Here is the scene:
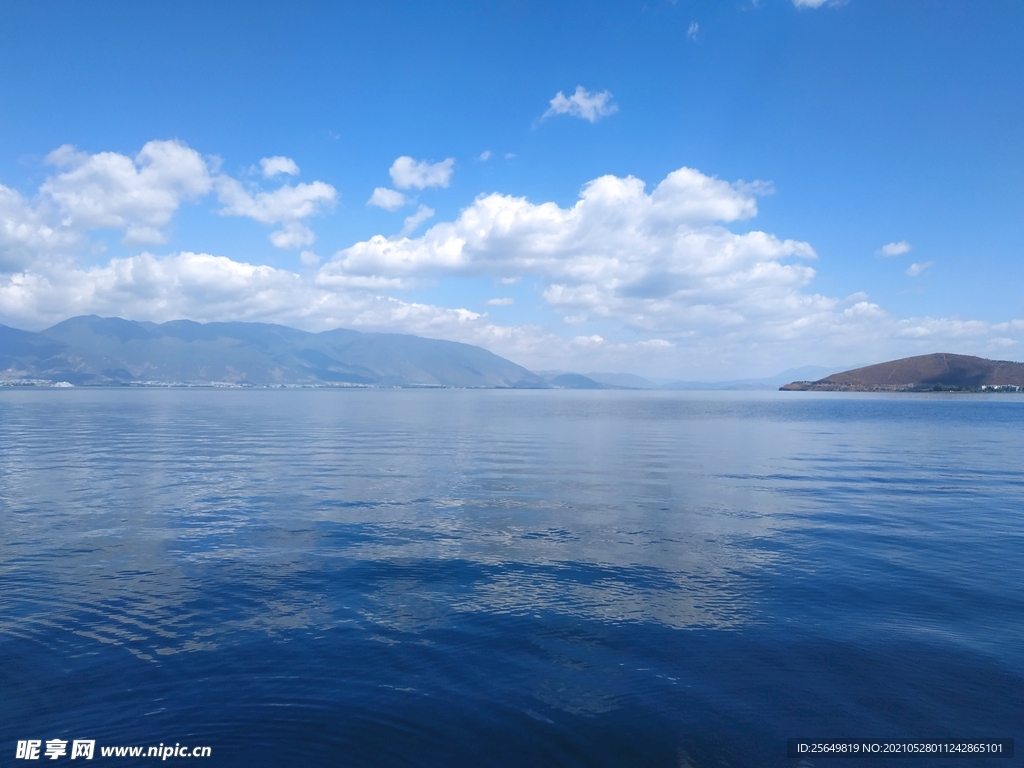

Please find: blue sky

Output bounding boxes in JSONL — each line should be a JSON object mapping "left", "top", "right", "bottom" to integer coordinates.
{"left": 0, "top": 0, "right": 1022, "bottom": 378}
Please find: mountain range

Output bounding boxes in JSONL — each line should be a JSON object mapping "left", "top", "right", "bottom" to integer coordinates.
{"left": 0, "top": 315, "right": 547, "bottom": 388}
{"left": 9, "top": 317, "right": 1007, "bottom": 392}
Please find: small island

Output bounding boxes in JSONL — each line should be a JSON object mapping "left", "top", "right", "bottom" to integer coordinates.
{"left": 781, "top": 353, "right": 1024, "bottom": 392}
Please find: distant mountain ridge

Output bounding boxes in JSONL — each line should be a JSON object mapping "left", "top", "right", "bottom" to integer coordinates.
{"left": 0, "top": 315, "right": 547, "bottom": 388}
{"left": 541, "top": 366, "right": 851, "bottom": 391}
{"left": 660, "top": 365, "right": 849, "bottom": 391}
{"left": 781, "top": 353, "right": 1024, "bottom": 391}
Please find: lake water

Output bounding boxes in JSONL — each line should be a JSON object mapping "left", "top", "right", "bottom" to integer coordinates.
{"left": 1, "top": 390, "right": 1021, "bottom": 766}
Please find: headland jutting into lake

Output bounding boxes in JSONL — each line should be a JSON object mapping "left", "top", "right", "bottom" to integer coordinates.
{"left": 781, "top": 353, "right": 1024, "bottom": 392}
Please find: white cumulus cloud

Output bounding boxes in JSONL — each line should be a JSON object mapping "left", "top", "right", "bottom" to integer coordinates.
{"left": 879, "top": 240, "right": 912, "bottom": 257}
{"left": 269, "top": 222, "right": 316, "bottom": 250}
{"left": 687, "top": 22, "right": 699, "bottom": 40}
{"left": 324, "top": 164, "right": 835, "bottom": 363}
{"left": 389, "top": 156, "right": 455, "bottom": 190}
{"left": 41, "top": 140, "right": 213, "bottom": 245}
{"left": 260, "top": 156, "right": 300, "bottom": 178}
{"left": 398, "top": 205, "right": 435, "bottom": 238}
{"left": 906, "top": 261, "right": 933, "bottom": 277}
{"left": 485, "top": 297, "right": 514, "bottom": 306}
{"left": 367, "top": 187, "right": 408, "bottom": 211}
{"left": 0, "top": 185, "right": 79, "bottom": 270}
{"left": 0, "top": 140, "right": 338, "bottom": 258}
{"left": 315, "top": 163, "right": 1024, "bottom": 375}
{"left": 542, "top": 86, "right": 618, "bottom": 123}
{"left": 334, "top": 166, "right": 770, "bottom": 283}
{"left": 215, "top": 177, "right": 336, "bottom": 249}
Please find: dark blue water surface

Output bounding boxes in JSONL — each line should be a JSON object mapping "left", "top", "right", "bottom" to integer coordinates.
{"left": 1, "top": 390, "right": 1021, "bottom": 767}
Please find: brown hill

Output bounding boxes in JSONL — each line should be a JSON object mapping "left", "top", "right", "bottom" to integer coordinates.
{"left": 780, "top": 353, "right": 1024, "bottom": 392}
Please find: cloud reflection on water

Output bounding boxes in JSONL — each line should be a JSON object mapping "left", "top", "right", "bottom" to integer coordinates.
{"left": 0, "top": 390, "right": 808, "bottom": 660}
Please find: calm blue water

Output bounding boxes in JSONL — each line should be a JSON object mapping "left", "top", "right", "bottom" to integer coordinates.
{"left": 1, "top": 390, "right": 1021, "bottom": 767}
